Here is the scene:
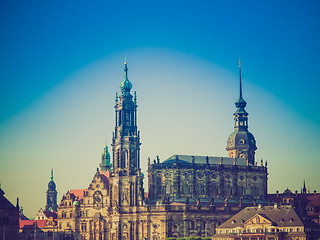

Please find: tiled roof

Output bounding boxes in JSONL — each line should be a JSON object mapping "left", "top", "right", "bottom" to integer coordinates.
{"left": 162, "top": 155, "right": 251, "bottom": 166}
{"left": 20, "top": 219, "right": 48, "bottom": 228}
{"left": 217, "top": 205, "right": 304, "bottom": 229}
{"left": 69, "top": 189, "right": 87, "bottom": 200}
{"left": 308, "top": 194, "right": 320, "bottom": 207}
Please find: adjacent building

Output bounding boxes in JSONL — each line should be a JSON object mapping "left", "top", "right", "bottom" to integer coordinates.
{"left": 268, "top": 183, "right": 320, "bottom": 226}
{"left": 0, "top": 186, "right": 19, "bottom": 240}
{"left": 213, "top": 205, "right": 320, "bottom": 240}
{"left": 19, "top": 169, "right": 59, "bottom": 240}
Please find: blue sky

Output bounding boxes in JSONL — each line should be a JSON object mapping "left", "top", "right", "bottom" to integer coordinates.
{"left": 0, "top": 1, "right": 319, "bottom": 217}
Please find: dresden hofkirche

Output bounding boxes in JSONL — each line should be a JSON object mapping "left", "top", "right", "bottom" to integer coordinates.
{"left": 57, "top": 61, "right": 268, "bottom": 240}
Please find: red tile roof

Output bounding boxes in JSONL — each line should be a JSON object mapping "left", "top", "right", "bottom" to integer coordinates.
{"left": 308, "top": 194, "right": 320, "bottom": 207}
{"left": 20, "top": 219, "right": 48, "bottom": 228}
{"left": 69, "top": 189, "right": 87, "bottom": 201}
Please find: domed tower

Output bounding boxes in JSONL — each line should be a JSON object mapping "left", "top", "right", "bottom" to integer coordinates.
{"left": 100, "top": 145, "right": 112, "bottom": 173}
{"left": 226, "top": 61, "right": 257, "bottom": 165}
{"left": 45, "top": 168, "right": 58, "bottom": 211}
{"left": 109, "top": 61, "right": 144, "bottom": 208}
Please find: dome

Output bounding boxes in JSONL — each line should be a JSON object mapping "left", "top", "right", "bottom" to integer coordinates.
{"left": 226, "top": 130, "right": 257, "bottom": 151}
{"left": 120, "top": 78, "right": 132, "bottom": 92}
{"left": 73, "top": 200, "right": 79, "bottom": 206}
{"left": 120, "top": 62, "right": 132, "bottom": 93}
{"left": 48, "top": 180, "right": 56, "bottom": 190}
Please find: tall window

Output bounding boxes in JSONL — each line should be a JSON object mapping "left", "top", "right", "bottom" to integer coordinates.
{"left": 165, "top": 182, "right": 172, "bottom": 194}
{"left": 81, "top": 222, "right": 87, "bottom": 232}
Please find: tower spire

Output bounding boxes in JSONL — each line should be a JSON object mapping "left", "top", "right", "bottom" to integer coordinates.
{"left": 234, "top": 60, "right": 247, "bottom": 121}
{"left": 120, "top": 60, "right": 132, "bottom": 95}
{"left": 239, "top": 59, "right": 243, "bottom": 100}
{"left": 51, "top": 168, "right": 54, "bottom": 181}
{"left": 226, "top": 61, "right": 257, "bottom": 165}
{"left": 303, "top": 180, "right": 307, "bottom": 194}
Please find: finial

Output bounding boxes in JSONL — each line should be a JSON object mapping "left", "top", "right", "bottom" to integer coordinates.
{"left": 115, "top": 92, "right": 118, "bottom": 102}
{"left": 124, "top": 57, "right": 127, "bottom": 65}
{"left": 51, "top": 168, "right": 54, "bottom": 181}
{"left": 120, "top": 60, "right": 132, "bottom": 94}
{"left": 239, "top": 59, "right": 243, "bottom": 100}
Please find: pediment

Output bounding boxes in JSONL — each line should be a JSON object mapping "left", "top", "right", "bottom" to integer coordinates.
{"left": 245, "top": 214, "right": 273, "bottom": 226}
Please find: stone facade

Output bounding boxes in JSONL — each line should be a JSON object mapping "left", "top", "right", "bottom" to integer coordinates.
{"left": 148, "top": 155, "right": 267, "bottom": 204}
{"left": 57, "top": 62, "right": 268, "bottom": 240}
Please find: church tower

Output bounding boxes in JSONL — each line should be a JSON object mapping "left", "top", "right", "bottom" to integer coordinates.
{"left": 100, "top": 145, "right": 112, "bottom": 173}
{"left": 109, "top": 61, "right": 144, "bottom": 208}
{"left": 45, "top": 168, "right": 58, "bottom": 212}
{"left": 226, "top": 61, "right": 257, "bottom": 165}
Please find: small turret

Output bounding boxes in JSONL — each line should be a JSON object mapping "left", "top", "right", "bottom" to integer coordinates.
{"left": 100, "top": 145, "right": 112, "bottom": 173}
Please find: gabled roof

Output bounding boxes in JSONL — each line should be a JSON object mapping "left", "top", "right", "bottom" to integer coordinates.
{"left": 244, "top": 213, "right": 273, "bottom": 225}
{"left": 0, "top": 187, "right": 17, "bottom": 210}
{"left": 217, "top": 205, "right": 304, "bottom": 229}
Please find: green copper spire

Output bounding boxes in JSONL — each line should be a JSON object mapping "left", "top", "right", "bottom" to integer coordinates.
{"left": 100, "top": 145, "right": 112, "bottom": 173}
{"left": 120, "top": 60, "right": 132, "bottom": 95}
{"left": 234, "top": 60, "right": 248, "bottom": 116}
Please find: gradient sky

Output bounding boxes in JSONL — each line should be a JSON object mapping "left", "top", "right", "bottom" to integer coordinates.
{"left": 0, "top": 1, "right": 319, "bottom": 218}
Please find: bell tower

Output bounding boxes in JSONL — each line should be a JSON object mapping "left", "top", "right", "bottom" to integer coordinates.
{"left": 112, "top": 61, "right": 140, "bottom": 175}
{"left": 45, "top": 168, "right": 58, "bottom": 212}
{"left": 109, "top": 61, "right": 144, "bottom": 208}
{"left": 226, "top": 61, "right": 257, "bottom": 165}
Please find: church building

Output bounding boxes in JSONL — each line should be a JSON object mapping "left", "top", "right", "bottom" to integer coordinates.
{"left": 57, "top": 61, "right": 268, "bottom": 240}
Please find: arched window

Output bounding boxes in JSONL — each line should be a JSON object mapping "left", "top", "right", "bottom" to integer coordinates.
{"left": 197, "top": 184, "right": 204, "bottom": 195}
{"left": 239, "top": 186, "right": 245, "bottom": 196}
{"left": 124, "top": 150, "right": 128, "bottom": 168}
{"left": 183, "top": 184, "right": 190, "bottom": 194}
{"left": 252, "top": 186, "right": 259, "bottom": 196}
{"left": 116, "top": 150, "right": 120, "bottom": 168}
{"left": 165, "top": 182, "right": 172, "bottom": 194}
{"left": 130, "top": 183, "right": 134, "bottom": 206}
